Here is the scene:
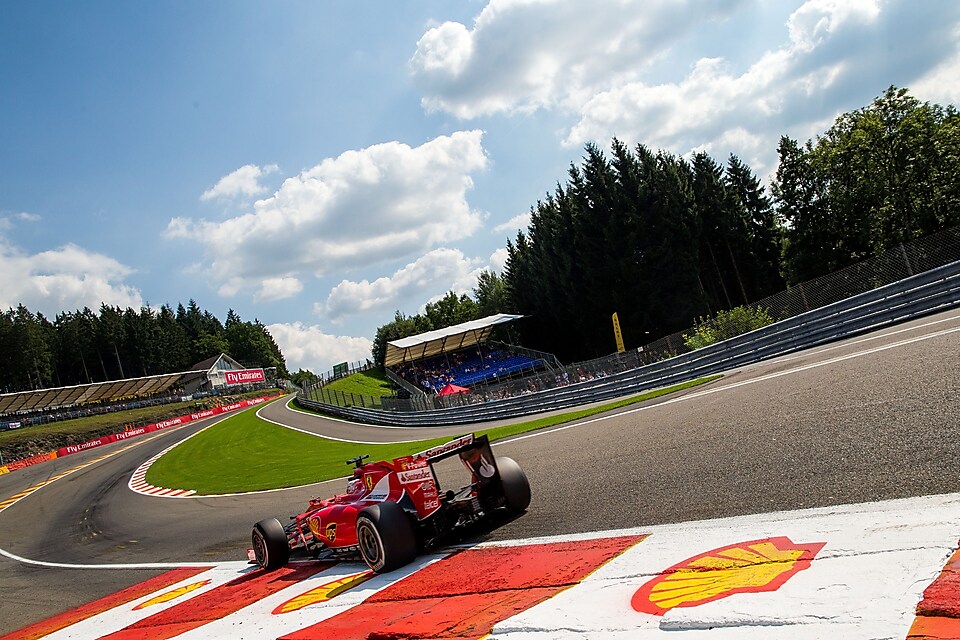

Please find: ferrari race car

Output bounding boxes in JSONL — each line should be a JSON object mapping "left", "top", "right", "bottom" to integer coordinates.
{"left": 250, "top": 433, "right": 530, "bottom": 573}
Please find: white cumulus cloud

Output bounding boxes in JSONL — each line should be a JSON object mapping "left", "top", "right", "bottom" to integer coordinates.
{"left": 492, "top": 211, "right": 531, "bottom": 236}
{"left": 322, "top": 248, "right": 484, "bottom": 322}
{"left": 266, "top": 321, "right": 373, "bottom": 376}
{"left": 255, "top": 277, "right": 303, "bottom": 302}
{"left": 167, "top": 131, "right": 489, "bottom": 300}
{"left": 413, "top": 0, "right": 960, "bottom": 178}
{"left": 0, "top": 239, "right": 143, "bottom": 316}
{"left": 410, "top": 0, "right": 748, "bottom": 118}
{"left": 200, "top": 163, "right": 280, "bottom": 202}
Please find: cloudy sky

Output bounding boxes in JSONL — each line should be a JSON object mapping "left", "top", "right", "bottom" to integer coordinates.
{"left": 2, "top": 0, "right": 958, "bottom": 376}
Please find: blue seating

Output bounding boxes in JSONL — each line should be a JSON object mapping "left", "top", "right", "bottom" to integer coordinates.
{"left": 397, "top": 350, "right": 542, "bottom": 392}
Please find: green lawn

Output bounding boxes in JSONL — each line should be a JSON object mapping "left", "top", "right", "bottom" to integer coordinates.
{"left": 146, "top": 375, "right": 720, "bottom": 494}
{"left": 322, "top": 368, "right": 394, "bottom": 397}
{"left": 304, "top": 368, "right": 394, "bottom": 407}
{"left": 0, "top": 390, "right": 280, "bottom": 462}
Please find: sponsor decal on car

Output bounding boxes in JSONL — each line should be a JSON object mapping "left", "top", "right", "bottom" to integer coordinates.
{"left": 308, "top": 516, "right": 322, "bottom": 539}
{"left": 413, "top": 433, "right": 474, "bottom": 460}
{"left": 325, "top": 522, "right": 337, "bottom": 543}
{"left": 397, "top": 467, "right": 433, "bottom": 484}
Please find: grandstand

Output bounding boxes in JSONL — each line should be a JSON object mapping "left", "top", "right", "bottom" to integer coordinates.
{"left": 384, "top": 314, "right": 561, "bottom": 396}
{"left": 0, "top": 353, "right": 276, "bottom": 430}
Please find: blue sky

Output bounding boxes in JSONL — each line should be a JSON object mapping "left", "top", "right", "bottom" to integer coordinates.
{"left": 2, "top": 0, "right": 958, "bottom": 376}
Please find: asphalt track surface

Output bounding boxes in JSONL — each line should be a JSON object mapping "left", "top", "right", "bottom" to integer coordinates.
{"left": 0, "top": 309, "right": 958, "bottom": 636}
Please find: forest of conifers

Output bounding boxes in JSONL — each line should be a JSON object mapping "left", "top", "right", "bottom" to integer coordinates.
{"left": 372, "top": 87, "right": 960, "bottom": 364}
{"left": 0, "top": 301, "right": 287, "bottom": 393}
{"left": 4, "top": 87, "right": 958, "bottom": 391}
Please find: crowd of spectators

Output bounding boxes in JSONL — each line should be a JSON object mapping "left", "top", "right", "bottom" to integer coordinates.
{"left": 395, "top": 348, "right": 541, "bottom": 394}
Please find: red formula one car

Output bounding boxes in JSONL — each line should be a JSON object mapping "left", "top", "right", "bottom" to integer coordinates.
{"left": 250, "top": 433, "right": 530, "bottom": 573}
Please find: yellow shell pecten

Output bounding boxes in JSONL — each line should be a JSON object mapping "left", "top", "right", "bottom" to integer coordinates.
{"left": 632, "top": 536, "right": 825, "bottom": 616}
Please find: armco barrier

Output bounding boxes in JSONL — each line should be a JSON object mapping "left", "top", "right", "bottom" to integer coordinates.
{"left": 297, "top": 259, "right": 960, "bottom": 427}
{"left": 1, "top": 395, "right": 280, "bottom": 475}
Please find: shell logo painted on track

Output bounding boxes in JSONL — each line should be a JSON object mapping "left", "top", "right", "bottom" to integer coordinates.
{"left": 272, "top": 570, "right": 375, "bottom": 614}
{"left": 632, "top": 536, "right": 825, "bottom": 616}
{"left": 133, "top": 580, "right": 211, "bottom": 610}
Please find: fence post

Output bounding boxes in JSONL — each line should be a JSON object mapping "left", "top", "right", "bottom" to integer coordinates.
{"left": 798, "top": 281, "right": 810, "bottom": 312}
{"left": 900, "top": 244, "right": 915, "bottom": 276}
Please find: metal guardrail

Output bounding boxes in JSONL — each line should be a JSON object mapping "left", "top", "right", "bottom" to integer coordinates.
{"left": 297, "top": 259, "right": 960, "bottom": 426}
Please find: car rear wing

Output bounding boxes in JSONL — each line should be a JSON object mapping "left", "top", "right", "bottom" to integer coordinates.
{"left": 411, "top": 433, "right": 482, "bottom": 463}
{"left": 409, "top": 433, "right": 500, "bottom": 490}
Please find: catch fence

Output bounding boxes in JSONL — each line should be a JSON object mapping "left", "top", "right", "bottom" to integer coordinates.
{"left": 301, "top": 225, "right": 960, "bottom": 414}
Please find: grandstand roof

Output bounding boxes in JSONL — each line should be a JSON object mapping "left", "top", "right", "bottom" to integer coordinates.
{"left": 384, "top": 313, "right": 523, "bottom": 368}
{"left": 0, "top": 370, "right": 207, "bottom": 417}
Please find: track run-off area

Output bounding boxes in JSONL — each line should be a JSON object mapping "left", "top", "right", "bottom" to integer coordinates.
{"left": 0, "top": 309, "right": 958, "bottom": 638}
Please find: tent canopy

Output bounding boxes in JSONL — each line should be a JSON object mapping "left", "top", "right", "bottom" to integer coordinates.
{"left": 438, "top": 383, "right": 469, "bottom": 395}
{"left": 384, "top": 313, "right": 523, "bottom": 368}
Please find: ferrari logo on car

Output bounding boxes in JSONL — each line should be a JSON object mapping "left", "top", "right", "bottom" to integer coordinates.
{"left": 365, "top": 475, "right": 374, "bottom": 492}
{"left": 632, "top": 536, "right": 825, "bottom": 616}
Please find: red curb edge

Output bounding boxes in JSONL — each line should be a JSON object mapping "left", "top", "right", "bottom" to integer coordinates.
{"left": 907, "top": 543, "right": 960, "bottom": 639}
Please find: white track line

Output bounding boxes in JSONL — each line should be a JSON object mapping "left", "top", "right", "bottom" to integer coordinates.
{"left": 504, "top": 323, "right": 960, "bottom": 444}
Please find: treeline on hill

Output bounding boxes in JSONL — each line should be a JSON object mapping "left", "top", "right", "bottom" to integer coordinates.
{"left": 0, "top": 300, "right": 287, "bottom": 394}
{"left": 373, "top": 87, "right": 960, "bottom": 364}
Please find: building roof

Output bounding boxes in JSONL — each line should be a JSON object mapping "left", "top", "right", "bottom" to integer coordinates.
{"left": 0, "top": 371, "right": 206, "bottom": 416}
{"left": 0, "top": 353, "right": 259, "bottom": 417}
{"left": 384, "top": 313, "right": 523, "bottom": 368}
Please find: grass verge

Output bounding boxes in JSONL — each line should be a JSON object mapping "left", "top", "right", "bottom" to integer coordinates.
{"left": 146, "top": 375, "right": 721, "bottom": 494}
{"left": 0, "top": 390, "right": 281, "bottom": 463}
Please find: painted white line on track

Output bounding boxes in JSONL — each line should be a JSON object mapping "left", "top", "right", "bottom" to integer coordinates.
{"left": 503, "top": 323, "right": 960, "bottom": 445}
{"left": 738, "top": 310, "right": 960, "bottom": 370}
{"left": 256, "top": 398, "right": 425, "bottom": 445}
{"left": 279, "top": 394, "right": 414, "bottom": 430}
{"left": 262, "top": 315, "right": 960, "bottom": 448}
{"left": 16, "top": 492, "right": 960, "bottom": 639}
{"left": 0, "top": 545, "right": 221, "bottom": 570}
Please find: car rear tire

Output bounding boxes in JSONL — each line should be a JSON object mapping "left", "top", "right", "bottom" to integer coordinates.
{"left": 356, "top": 502, "right": 416, "bottom": 573}
{"left": 252, "top": 517, "right": 289, "bottom": 570}
{"left": 497, "top": 456, "right": 531, "bottom": 513}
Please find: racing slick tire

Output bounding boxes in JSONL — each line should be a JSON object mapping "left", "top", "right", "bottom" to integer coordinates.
{"left": 252, "top": 517, "right": 290, "bottom": 570}
{"left": 497, "top": 456, "right": 531, "bottom": 513}
{"left": 356, "top": 502, "right": 417, "bottom": 573}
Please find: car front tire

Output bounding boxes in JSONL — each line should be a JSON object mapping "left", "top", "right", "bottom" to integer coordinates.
{"left": 252, "top": 517, "right": 290, "bottom": 570}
